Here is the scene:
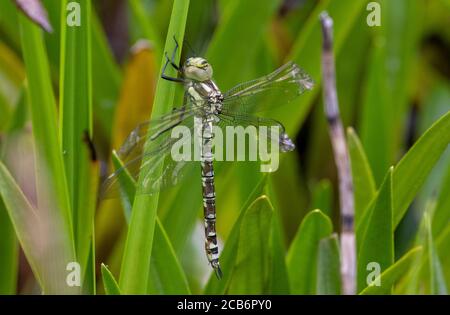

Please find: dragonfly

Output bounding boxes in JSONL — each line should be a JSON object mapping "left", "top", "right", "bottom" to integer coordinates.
{"left": 101, "top": 38, "right": 314, "bottom": 279}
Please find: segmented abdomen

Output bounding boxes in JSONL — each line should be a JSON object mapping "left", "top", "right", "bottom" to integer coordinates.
{"left": 200, "top": 118, "right": 222, "bottom": 279}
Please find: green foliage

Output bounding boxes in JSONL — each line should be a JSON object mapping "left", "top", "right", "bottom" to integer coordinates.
{"left": 19, "top": 10, "right": 73, "bottom": 241}
{"left": 101, "top": 263, "right": 121, "bottom": 295}
{"left": 118, "top": 0, "right": 190, "bottom": 294}
{"left": 360, "top": 247, "right": 422, "bottom": 295}
{"left": 0, "top": 197, "right": 18, "bottom": 294}
{"left": 316, "top": 234, "right": 341, "bottom": 295}
{"left": 392, "top": 111, "right": 450, "bottom": 228}
{"left": 0, "top": 161, "right": 77, "bottom": 293}
{"left": 347, "top": 127, "right": 376, "bottom": 228}
{"left": 287, "top": 210, "right": 333, "bottom": 294}
{"left": 59, "top": 0, "right": 95, "bottom": 291}
{"left": 110, "top": 118, "right": 190, "bottom": 294}
{"left": 0, "top": 0, "right": 448, "bottom": 295}
{"left": 357, "top": 168, "right": 394, "bottom": 292}
{"left": 227, "top": 196, "right": 273, "bottom": 294}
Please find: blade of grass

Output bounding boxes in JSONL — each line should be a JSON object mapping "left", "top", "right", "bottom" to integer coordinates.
{"left": 357, "top": 111, "right": 450, "bottom": 234}
{"left": 95, "top": 42, "right": 158, "bottom": 269}
{"left": 59, "top": 0, "right": 95, "bottom": 291}
{"left": 435, "top": 225, "right": 450, "bottom": 290}
{"left": 101, "top": 263, "right": 121, "bottom": 295}
{"left": 411, "top": 84, "right": 450, "bottom": 218}
{"left": 424, "top": 211, "right": 448, "bottom": 294}
{"left": 392, "top": 111, "right": 450, "bottom": 228}
{"left": 0, "top": 162, "right": 43, "bottom": 290}
{"left": 266, "top": 199, "right": 290, "bottom": 294}
{"left": 111, "top": 151, "right": 135, "bottom": 222}
{"left": 316, "top": 234, "right": 341, "bottom": 295}
{"left": 0, "top": 197, "right": 18, "bottom": 294}
{"left": 357, "top": 168, "right": 394, "bottom": 293}
{"left": 148, "top": 219, "right": 191, "bottom": 294}
{"left": 227, "top": 196, "right": 273, "bottom": 294}
{"left": 119, "top": 0, "right": 190, "bottom": 294}
{"left": 360, "top": 246, "right": 422, "bottom": 295}
{"left": 287, "top": 209, "right": 333, "bottom": 294}
{"left": 347, "top": 127, "right": 376, "bottom": 228}
{"left": 433, "top": 164, "right": 450, "bottom": 238}
{"left": 359, "top": 43, "right": 390, "bottom": 185}
{"left": 0, "top": 161, "right": 76, "bottom": 293}
{"left": 395, "top": 223, "right": 450, "bottom": 294}
{"left": 310, "top": 179, "right": 333, "bottom": 220}
{"left": 412, "top": 83, "right": 450, "bottom": 239}
{"left": 111, "top": 148, "right": 190, "bottom": 294}
{"left": 19, "top": 9, "right": 75, "bottom": 256}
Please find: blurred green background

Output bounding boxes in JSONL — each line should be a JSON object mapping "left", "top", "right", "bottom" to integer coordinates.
{"left": 0, "top": 0, "right": 449, "bottom": 295}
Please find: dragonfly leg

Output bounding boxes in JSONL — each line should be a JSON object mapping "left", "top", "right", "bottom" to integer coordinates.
{"left": 165, "top": 51, "right": 180, "bottom": 71}
{"left": 161, "top": 36, "right": 185, "bottom": 82}
{"left": 161, "top": 57, "right": 185, "bottom": 83}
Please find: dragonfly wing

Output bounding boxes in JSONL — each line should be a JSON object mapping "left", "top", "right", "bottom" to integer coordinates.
{"left": 116, "top": 104, "right": 197, "bottom": 164}
{"left": 100, "top": 108, "right": 200, "bottom": 199}
{"left": 222, "top": 61, "right": 314, "bottom": 113}
{"left": 217, "top": 109, "right": 296, "bottom": 155}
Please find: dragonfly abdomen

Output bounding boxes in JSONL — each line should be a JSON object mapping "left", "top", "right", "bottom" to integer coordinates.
{"left": 199, "top": 117, "right": 222, "bottom": 279}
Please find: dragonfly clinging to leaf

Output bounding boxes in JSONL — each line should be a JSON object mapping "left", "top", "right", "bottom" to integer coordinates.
{"left": 101, "top": 38, "right": 314, "bottom": 279}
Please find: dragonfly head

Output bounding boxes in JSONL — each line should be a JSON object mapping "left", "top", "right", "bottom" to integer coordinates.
{"left": 279, "top": 133, "right": 295, "bottom": 152}
{"left": 183, "top": 57, "right": 213, "bottom": 82}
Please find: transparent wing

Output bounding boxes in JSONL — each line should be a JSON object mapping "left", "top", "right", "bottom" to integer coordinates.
{"left": 100, "top": 106, "right": 202, "bottom": 199}
{"left": 216, "top": 108, "right": 296, "bottom": 159}
{"left": 222, "top": 61, "right": 314, "bottom": 113}
{"left": 116, "top": 105, "right": 196, "bottom": 164}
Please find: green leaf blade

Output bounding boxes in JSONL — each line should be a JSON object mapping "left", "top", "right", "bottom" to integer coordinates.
{"left": 357, "top": 168, "right": 394, "bottom": 293}
{"left": 111, "top": 147, "right": 190, "bottom": 295}
{"left": 101, "top": 263, "right": 121, "bottom": 295}
{"left": 316, "top": 234, "right": 341, "bottom": 295}
{"left": 347, "top": 127, "right": 376, "bottom": 227}
{"left": 287, "top": 209, "right": 333, "bottom": 294}
{"left": 360, "top": 247, "right": 422, "bottom": 295}
{"left": 59, "top": 0, "right": 95, "bottom": 292}
{"left": 393, "top": 111, "right": 450, "bottom": 227}
{"left": 0, "top": 162, "right": 77, "bottom": 294}
{"left": 0, "top": 197, "right": 18, "bottom": 294}
{"left": 19, "top": 7, "right": 73, "bottom": 242}
{"left": 227, "top": 196, "right": 273, "bottom": 294}
{"left": 119, "top": 0, "right": 190, "bottom": 294}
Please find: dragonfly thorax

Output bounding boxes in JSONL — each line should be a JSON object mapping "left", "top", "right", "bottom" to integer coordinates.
{"left": 186, "top": 79, "right": 223, "bottom": 115}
